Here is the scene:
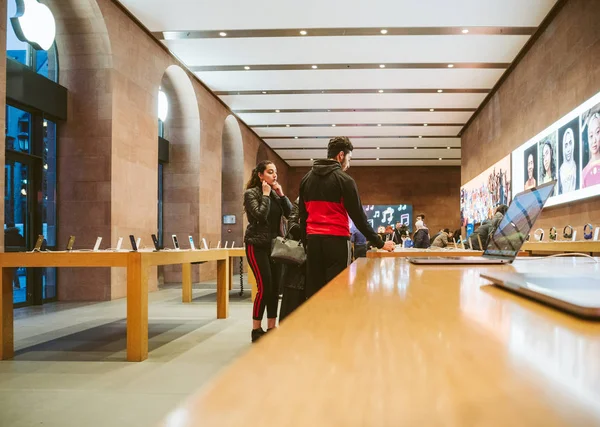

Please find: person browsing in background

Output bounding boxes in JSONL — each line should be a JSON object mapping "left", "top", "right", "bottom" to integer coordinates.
{"left": 541, "top": 140, "right": 556, "bottom": 184}
{"left": 525, "top": 153, "right": 537, "bottom": 190}
{"left": 559, "top": 128, "right": 577, "bottom": 194}
{"left": 299, "top": 136, "right": 394, "bottom": 300}
{"left": 243, "top": 161, "right": 293, "bottom": 342}
{"left": 412, "top": 220, "right": 430, "bottom": 249}
{"left": 583, "top": 113, "right": 600, "bottom": 188}
{"left": 376, "top": 225, "right": 386, "bottom": 242}
{"left": 350, "top": 224, "right": 368, "bottom": 258}
{"left": 384, "top": 225, "right": 394, "bottom": 242}
{"left": 468, "top": 204, "right": 508, "bottom": 250}
{"left": 431, "top": 228, "right": 452, "bottom": 248}
{"left": 415, "top": 213, "right": 427, "bottom": 228}
{"left": 392, "top": 222, "right": 403, "bottom": 244}
{"left": 402, "top": 232, "right": 413, "bottom": 248}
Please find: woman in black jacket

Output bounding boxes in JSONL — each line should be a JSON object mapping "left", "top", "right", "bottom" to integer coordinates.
{"left": 244, "top": 160, "right": 292, "bottom": 342}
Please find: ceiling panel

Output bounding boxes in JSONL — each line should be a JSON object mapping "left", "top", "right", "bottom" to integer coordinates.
{"left": 164, "top": 35, "right": 530, "bottom": 66}
{"left": 238, "top": 111, "right": 473, "bottom": 126}
{"left": 265, "top": 137, "right": 461, "bottom": 149}
{"left": 222, "top": 93, "right": 488, "bottom": 110}
{"left": 118, "top": 0, "right": 559, "bottom": 167}
{"left": 287, "top": 160, "right": 462, "bottom": 167}
{"left": 194, "top": 69, "right": 506, "bottom": 91}
{"left": 277, "top": 148, "right": 460, "bottom": 160}
{"left": 119, "top": 0, "right": 557, "bottom": 31}
{"left": 255, "top": 126, "right": 463, "bottom": 138}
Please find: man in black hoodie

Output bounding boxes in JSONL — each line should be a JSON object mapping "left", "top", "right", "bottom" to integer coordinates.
{"left": 299, "top": 137, "right": 395, "bottom": 299}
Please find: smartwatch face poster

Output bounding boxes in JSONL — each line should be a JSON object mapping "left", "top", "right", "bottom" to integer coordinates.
{"left": 512, "top": 91, "right": 600, "bottom": 207}
{"left": 460, "top": 155, "right": 511, "bottom": 227}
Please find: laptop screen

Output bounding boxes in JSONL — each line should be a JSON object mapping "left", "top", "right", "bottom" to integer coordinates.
{"left": 484, "top": 180, "right": 556, "bottom": 259}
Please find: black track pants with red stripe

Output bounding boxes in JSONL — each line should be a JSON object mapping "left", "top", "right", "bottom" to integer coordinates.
{"left": 245, "top": 244, "right": 281, "bottom": 321}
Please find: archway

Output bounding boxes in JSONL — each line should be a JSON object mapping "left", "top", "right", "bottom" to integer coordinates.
{"left": 160, "top": 65, "right": 201, "bottom": 284}
{"left": 221, "top": 116, "right": 244, "bottom": 246}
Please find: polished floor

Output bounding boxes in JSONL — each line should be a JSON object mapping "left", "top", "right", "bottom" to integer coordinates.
{"left": 0, "top": 275, "right": 253, "bottom": 427}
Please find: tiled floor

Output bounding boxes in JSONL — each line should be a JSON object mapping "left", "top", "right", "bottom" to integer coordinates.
{"left": 0, "top": 276, "right": 254, "bottom": 427}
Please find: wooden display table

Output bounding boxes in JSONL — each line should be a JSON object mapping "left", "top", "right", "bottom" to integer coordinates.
{"left": 523, "top": 240, "right": 600, "bottom": 254}
{"left": 367, "top": 249, "right": 484, "bottom": 258}
{"left": 0, "top": 249, "right": 231, "bottom": 362}
{"left": 161, "top": 257, "right": 600, "bottom": 426}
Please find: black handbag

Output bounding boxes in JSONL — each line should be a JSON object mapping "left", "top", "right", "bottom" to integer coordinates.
{"left": 271, "top": 225, "right": 306, "bottom": 265}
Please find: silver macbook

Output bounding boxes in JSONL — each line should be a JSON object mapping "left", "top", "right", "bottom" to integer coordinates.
{"left": 409, "top": 180, "right": 556, "bottom": 265}
{"left": 481, "top": 272, "right": 600, "bottom": 318}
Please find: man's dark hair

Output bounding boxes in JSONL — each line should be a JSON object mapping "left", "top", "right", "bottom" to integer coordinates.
{"left": 443, "top": 228, "right": 450, "bottom": 233}
{"left": 417, "top": 213, "right": 426, "bottom": 220}
{"left": 495, "top": 204, "right": 508, "bottom": 215}
{"left": 327, "top": 136, "right": 354, "bottom": 159}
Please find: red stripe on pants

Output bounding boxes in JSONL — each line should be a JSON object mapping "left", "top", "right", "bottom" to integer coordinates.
{"left": 247, "top": 245, "right": 264, "bottom": 319}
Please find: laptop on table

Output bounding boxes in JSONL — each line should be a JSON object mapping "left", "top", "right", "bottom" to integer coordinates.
{"left": 409, "top": 180, "right": 556, "bottom": 265}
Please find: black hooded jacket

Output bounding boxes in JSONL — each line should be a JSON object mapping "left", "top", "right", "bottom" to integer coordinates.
{"left": 299, "top": 159, "right": 384, "bottom": 249}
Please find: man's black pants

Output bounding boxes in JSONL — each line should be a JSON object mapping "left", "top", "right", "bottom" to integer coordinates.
{"left": 305, "top": 235, "right": 351, "bottom": 299}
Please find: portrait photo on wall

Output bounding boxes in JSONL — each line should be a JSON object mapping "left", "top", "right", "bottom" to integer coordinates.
{"left": 581, "top": 101, "right": 600, "bottom": 189}
{"left": 557, "top": 117, "right": 580, "bottom": 195}
{"left": 537, "top": 131, "right": 558, "bottom": 194}
{"left": 460, "top": 155, "right": 511, "bottom": 227}
{"left": 523, "top": 144, "right": 538, "bottom": 190}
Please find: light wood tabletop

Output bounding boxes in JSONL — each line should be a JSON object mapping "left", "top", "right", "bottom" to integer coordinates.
{"left": 161, "top": 257, "right": 600, "bottom": 426}
{"left": 523, "top": 240, "right": 600, "bottom": 254}
{"left": 0, "top": 249, "right": 240, "bottom": 362}
{"left": 367, "top": 249, "right": 484, "bottom": 258}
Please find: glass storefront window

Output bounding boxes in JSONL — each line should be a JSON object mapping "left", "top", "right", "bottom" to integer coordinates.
{"left": 5, "top": 105, "right": 31, "bottom": 154}
{"left": 6, "top": 1, "right": 58, "bottom": 82}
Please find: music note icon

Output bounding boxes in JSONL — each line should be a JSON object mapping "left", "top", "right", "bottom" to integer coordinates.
{"left": 373, "top": 211, "right": 380, "bottom": 218}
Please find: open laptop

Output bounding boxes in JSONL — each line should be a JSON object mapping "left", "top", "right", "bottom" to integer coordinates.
{"left": 409, "top": 180, "right": 556, "bottom": 265}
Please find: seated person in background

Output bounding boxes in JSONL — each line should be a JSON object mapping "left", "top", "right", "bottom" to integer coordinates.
{"left": 431, "top": 228, "right": 453, "bottom": 248}
{"left": 402, "top": 232, "right": 413, "bottom": 248}
{"left": 413, "top": 220, "right": 430, "bottom": 249}
{"left": 392, "top": 222, "right": 403, "bottom": 244}
{"left": 377, "top": 226, "right": 386, "bottom": 242}
{"left": 468, "top": 204, "right": 508, "bottom": 250}
{"left": 429, "top": 229, "right": 443, "bottom": 245}
{"left": 452, "top": 229, "right": 462, "bottom": 245}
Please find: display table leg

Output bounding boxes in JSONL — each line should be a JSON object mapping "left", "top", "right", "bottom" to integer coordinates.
{"left": 127, "top": 254, "right": 148, "bottom": 362}
{"left": 216, "top": 259, "right": 229, "bottom": 319}
{"left": 182, "top": 263, "right": 192, "bottom": 303}
{"left": 0, "top": 267, "right": 14, "bottom": 360}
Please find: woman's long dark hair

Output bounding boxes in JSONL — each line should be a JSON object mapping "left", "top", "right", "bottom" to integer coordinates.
{"left": 542, "top": 141, "right": 556, "bottom": 180}
{"left": 245, "top": 160, "right": 274, "bottom": 190}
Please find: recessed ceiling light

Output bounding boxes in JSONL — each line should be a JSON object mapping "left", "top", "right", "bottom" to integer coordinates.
{"left": 310, "top": 158, "right": 313, "bottom": 161}
{"left": 447, "top": 146, "right": 451, "bottom": 149}
{"left": 219, "top": 32, "right": 227, "bottom": 37}
{"left": 462, "top": 29, "right": 469, "bottom": 34}
{"left": 439, "top": 158, "right": 443, "bottom": 161}
{"left": 418, "top": 136, "right": 422, "bottom": 138}
{"left": 244, "top": 66, "right": 250, "bottom": 70}
{"left": 447, "top": 64, "right": 454, "bottom": 68}
{"left": 275, "top": 109, "right": 280, "bottom": 113}
{"left": 262, "top": 91, "right": 267, "bottom": 94}
{"left": 327, "top": 109, "right": 331, "bottom": 112}
{"left": 286, "top": 124, "right": 290, "bottom": 127}
{"left": 376, "top": 158, "right": 380, "bottom": 160}
{"left": 380, "top": 29, "right": 388, "bottom": 34}
{"left": 294, "top": 136, "right": 298, "bottom": 139}
{"left": 312, "top": 65, "right": 318, "bottom": 69}
{"left": 423, "top": 123, "right": 428, "bottom": 126}
{"left": 430, "top": 108, "right": 435, "bottom": 112}
{"left": 377, "top": 147, "right": 380, "bottom": 149}
{"left": 300, "top": 30, "right": 307, "bottom": 35}
{"left": 437, "top": 89, "right": 443, "bottom": 93}
{"left": 378, "top": 89, "right": 384, "bottom": 93}
{"left": 331, "top": 124, "right": 336, "bottom": 127}
{"left": 414, "top": 146, "right": 418, "bottom": 149}
{"left": 377, "top": 124, "right": 382, "bottom": 127}
{"left": 379, "top": 64, "right": 385, "bottom": 68}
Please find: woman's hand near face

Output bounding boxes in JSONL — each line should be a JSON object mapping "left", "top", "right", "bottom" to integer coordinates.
{"left": 262, "top": 180, "right": 271, "bottom": 196}
{"left": 272, "top": 181, "right": 284, "bottom": 197}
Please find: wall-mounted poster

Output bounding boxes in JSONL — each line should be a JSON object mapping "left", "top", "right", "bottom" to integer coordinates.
{"left": 512, "top": 91, "right": 600, "bottom": 207}
{"left": 460, "top": 155, "right": 511, "bottom": 227}
{"left": 354, "top": 204, "right": 413, "bottom": 232}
